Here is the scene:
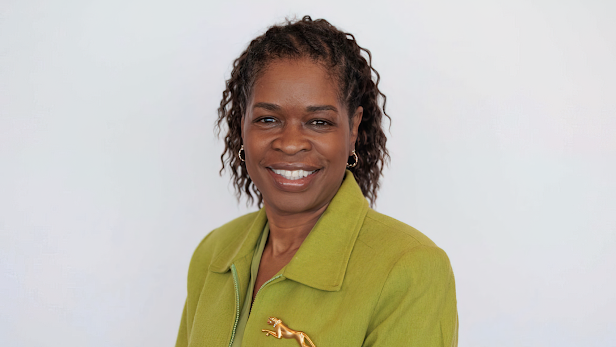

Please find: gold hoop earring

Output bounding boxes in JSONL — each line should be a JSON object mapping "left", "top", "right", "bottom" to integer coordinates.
{"left": 346, "top": 150, "right": 358, "bottom": 168}
{"left": 238, "top": 145, "right": 245, "bottom": 162}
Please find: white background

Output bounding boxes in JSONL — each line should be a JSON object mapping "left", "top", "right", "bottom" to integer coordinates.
{"left": 1, "top": 0, "right": 615, "bottom": 346}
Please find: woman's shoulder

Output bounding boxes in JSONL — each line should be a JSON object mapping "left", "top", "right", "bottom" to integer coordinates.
{"left": 355, "top": 210, "right": 458, "bottom": 346}
{"left": 198, "top": 211, "right": 261, "bottom": 248}
{"left": 356, "top": 208, "right": 451, "bottom": 268}
{"left": 362, "top": 208, "right": 439, "bottom": 247}
{"left": 188, "top": 211, "right": 262, "bottom": 271}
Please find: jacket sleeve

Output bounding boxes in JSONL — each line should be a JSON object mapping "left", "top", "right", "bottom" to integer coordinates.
{"left": 175, "top": 299, "right": 188, "bottom": 347}
{"left": 175, "top": 230, "right": 217, "bottom": 347}
{"left": 363, "top": 245, "right": 458, "bottom": 347}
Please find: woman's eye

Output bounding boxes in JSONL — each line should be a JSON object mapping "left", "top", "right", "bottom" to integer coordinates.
{"left": 256, "top": 117, "right": 277, "bottom": 124}
{"left": 309, "top": 119, "right": 330, "bottom": 126}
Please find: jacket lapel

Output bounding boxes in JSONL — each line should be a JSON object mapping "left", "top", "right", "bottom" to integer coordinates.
{"left": 207, "top": 171, "right": 369, "bottom": 293}
{"left": 208, "top": 208, "right": 267, "bottom": 310}
{"left": 209, "top": 208, "right": 268, "bottom": 274}
{"left": 283, "top": 171, "right": 369, "bottom": 291}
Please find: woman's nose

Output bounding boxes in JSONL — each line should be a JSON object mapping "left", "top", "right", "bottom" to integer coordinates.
{"left": 272, "top": 123, "right": 311, "bottom": 155}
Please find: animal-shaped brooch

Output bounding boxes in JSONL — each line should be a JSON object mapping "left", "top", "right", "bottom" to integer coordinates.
{"left": 262, "top": 316, "right": 316, "bottom": 347}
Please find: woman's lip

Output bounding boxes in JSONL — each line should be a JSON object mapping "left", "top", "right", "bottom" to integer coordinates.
{"left": 266, "top": 167, "right": 320, "bottom": 192}
{"left": 267, "top": 163, "right": 321, "bottom": 171}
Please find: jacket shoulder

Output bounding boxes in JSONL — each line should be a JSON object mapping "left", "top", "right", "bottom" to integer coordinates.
{"left": 196, "top": 211, "right": 260, "bottom": 252}
{"left": 187, "top": 211, "right": 260, "bottom": 279}
{"left": 357, "top": 208, "right": 443, "bottom": 262}
{"left": 364, "top": 208, "right": 438, "bottom": 246}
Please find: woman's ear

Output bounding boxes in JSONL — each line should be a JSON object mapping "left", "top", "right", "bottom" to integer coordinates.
{"left": 350, "top": 106, "right": 363, "bottom": 151}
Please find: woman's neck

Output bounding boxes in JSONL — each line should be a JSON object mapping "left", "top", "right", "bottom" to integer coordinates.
{"left": 263, "top": 202, "right": 329, "bottom": 257}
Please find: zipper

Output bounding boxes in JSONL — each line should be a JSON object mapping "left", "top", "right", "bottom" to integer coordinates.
{"left": 253, "top": 274, "right": 282, "bottom": 305}
{"left": 228, "top": 264, "right": 240, "bottom": 347}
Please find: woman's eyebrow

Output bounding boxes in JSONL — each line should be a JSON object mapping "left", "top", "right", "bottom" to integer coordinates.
{"left": 306, "top": 105, "right": 338, "bottom": 113}
{"left": 254, "top": 102, "right": 281, "bottom": 111}
{"left": 253, "top": 103, "right": 338, "bottom": 113}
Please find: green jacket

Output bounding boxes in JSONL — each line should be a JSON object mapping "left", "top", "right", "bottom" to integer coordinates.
{"left": 176, "top": 172, "right": 458, "bottom": 347}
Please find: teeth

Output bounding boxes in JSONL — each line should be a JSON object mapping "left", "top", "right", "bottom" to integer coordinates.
{"left": 272, "top": 169, "right": 316, "bottom": 180}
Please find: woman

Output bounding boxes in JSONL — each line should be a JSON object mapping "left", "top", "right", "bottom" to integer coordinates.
{"left": 176, "top": 16, "right": 458, "bottom": 347}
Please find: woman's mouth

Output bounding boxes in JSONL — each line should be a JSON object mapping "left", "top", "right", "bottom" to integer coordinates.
{"left": 266, "top": 167, "right": 320, "bottom": 192}
{"left": 270, "top": 169, "right": 317, "bottom": 180}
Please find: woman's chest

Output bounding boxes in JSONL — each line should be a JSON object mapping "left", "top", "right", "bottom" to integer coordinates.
{"left": 188, "top": 268, "right": 387, "bottom": 347}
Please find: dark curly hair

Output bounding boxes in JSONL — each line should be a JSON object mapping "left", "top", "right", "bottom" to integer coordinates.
{"left": 216, "top": 15, "right": 390, "bottom": 207}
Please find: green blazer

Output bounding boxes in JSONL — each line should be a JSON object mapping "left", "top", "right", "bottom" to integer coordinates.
{"left": 176, "top": 172, "right": 458, "bottom": 346}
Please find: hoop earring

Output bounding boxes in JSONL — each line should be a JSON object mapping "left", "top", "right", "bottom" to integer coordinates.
{"left": 238, "top": 145, "right": 245, "bottom": 162}
{"left": 346, "top": 150, "right": 358, "bottom": 168}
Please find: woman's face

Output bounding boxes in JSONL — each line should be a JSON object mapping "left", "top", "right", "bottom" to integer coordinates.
{"left": 241, "top": 58, "right": 362, "bottom": 215}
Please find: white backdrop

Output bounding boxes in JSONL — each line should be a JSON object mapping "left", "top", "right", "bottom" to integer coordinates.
{"left": 1, "top": 0, "right": 615, "bottom": 346}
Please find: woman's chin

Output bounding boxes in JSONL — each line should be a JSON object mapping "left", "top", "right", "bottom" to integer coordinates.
{"left": 262, "top": 193, "right": 329, "bottom": 216}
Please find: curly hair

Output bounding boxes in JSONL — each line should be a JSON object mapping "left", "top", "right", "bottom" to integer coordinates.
{"left": 216, "top": 15, "right": 390, "bottom": 207}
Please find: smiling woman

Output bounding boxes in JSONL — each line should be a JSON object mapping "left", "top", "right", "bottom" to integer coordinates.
{"left": 242, "top": 59, "right": 361, "bottom": 217}
{"left": 176, "top": 16, "right": 458, "bottom": 347}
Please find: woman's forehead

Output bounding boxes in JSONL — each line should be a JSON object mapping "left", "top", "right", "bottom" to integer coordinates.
{"left": 250, "top": 59, "right": 342, "bottom": 109}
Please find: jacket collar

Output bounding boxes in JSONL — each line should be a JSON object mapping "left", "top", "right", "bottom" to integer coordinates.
{"left": 209, "top": 171, "right": 369, "bottom": 292}
{"left": 209, "top": 208, "right": 268, "bottom": 274}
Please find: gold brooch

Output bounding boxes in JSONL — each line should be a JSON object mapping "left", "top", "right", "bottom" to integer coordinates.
{"left": 262, "top": 316, "right": 316, "bottom": 347}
